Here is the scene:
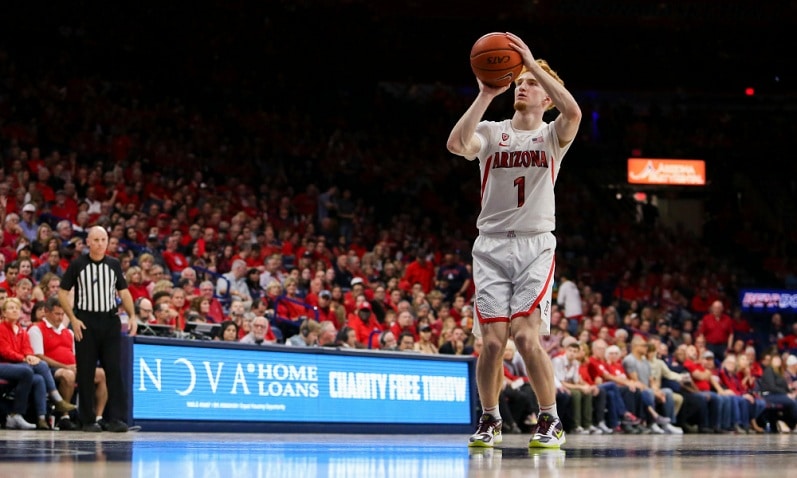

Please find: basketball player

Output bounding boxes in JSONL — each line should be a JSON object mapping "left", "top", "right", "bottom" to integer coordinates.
{"left": 447, "top": 32, "right": 581, "bottom": 448}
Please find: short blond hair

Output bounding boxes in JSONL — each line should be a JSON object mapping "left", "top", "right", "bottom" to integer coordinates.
{"left": 516, "top": 59, "right": 564, "bottom": 111}
{"left": 2, "top": 297, "right": 22, "bottom": 312}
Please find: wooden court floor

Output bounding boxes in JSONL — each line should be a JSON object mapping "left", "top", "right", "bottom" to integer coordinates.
{"left": 0, "top": 431, "right": 795, "bottom": 478}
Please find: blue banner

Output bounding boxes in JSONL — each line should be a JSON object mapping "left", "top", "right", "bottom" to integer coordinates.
{"left": 132, "top": 343, "right": 473, "bottom": 424}
{"left": 740, "top": 289, "right": 797, "bottom": 312}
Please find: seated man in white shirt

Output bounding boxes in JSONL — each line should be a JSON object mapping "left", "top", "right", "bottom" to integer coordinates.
{"left": 552, "top": 338, "right": 604, "bottom": 434}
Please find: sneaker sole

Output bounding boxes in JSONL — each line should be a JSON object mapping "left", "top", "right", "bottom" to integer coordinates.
{"left": 529, "top": 437, "right": 566, "bottom": 449}
{"left": 468, "top": 440, "right": 494, "bottom": 448}
{"left": 468, "top": 433, "right": 502, "bottom": 448}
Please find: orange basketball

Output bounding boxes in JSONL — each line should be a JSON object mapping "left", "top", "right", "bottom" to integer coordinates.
{"left": 469, "top": 32, "right": 524, "bottom": 88}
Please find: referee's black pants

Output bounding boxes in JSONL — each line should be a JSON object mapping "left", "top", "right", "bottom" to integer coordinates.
{"left": 74, "top": 311, "right": 127, "bottom": 426}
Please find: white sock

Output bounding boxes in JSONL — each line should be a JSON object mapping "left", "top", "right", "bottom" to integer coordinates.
{"left": 482, "top": 405, "right": 501, "bottom": 420}
{"left": 50, "top": 391, "right": 64, "bottom": 402}
{"left": 96, "top": 415, "right": 103, "bottom": 423}
{"left": 540, "top": 403, "right": 558, "bottom": 419}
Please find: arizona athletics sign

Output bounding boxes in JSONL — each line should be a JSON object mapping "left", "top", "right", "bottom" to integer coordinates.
{"left": 628, "top": 158, "right": 706, "bottom": 186}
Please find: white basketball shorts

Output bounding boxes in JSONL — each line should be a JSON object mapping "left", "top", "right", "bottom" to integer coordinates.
{"left": 471, "top": 231, "right": 555, "bottom": 336}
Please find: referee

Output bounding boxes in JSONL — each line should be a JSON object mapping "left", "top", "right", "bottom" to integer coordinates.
{"left": 58, "top": 226, "right": 138, "bottom": 432}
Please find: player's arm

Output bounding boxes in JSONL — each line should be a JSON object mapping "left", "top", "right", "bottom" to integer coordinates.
{"left": 505, "top": 32, "right": 581, "bottom": 147}
{"left": 446, "top": 83, "right": 507, "bottom": 159}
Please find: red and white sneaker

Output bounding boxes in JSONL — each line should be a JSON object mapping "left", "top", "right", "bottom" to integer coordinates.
{"left": 468, "top": 414, "right": 503, "bottom": 448}
{"left": 529, "top": 413, "right": 566, "bottom": 449}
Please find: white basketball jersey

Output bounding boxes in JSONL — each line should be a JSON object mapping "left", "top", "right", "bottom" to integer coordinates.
{"left": 472, "top": 119, "right": 572, "bottom": 234}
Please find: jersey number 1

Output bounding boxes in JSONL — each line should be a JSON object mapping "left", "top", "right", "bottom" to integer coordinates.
{"left": 514, "top": 177, "right": 525, "bottom": 208}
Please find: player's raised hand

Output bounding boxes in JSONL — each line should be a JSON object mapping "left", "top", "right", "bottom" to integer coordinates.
{"left": 505, "top": 32, "right": 535, "bottom": 68}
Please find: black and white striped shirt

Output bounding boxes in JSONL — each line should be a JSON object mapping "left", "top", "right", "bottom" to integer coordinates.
{"left": 60, "top": 254, "right": 128, "bottom": 313}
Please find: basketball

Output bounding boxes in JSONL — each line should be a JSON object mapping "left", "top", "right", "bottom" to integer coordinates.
{"left": 469, "top": 32, "right": 524, "bottom": 88}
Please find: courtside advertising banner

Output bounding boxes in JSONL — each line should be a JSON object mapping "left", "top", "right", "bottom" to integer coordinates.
{"left": 627, "top": 158, "right": 706, "bottom": 185}
{"left": 132, "top": 342, "right": 473, "bottom": 424}
{"left": 740, "top": 289, "right": 797, "bottom": 312}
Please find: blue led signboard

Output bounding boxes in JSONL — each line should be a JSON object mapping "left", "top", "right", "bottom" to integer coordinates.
{"left": 132, "top": 342, "right": 473, "bottom": 426}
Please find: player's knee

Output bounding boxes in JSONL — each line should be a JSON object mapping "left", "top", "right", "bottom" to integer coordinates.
{"left": 481, "top": 336, "right": 505, "bottom": 358}
{"left": 513, "top": 332, "right": 542, "bottom": 356}
{"left": 95, "top": 367, "right": 106, "bottom": 383}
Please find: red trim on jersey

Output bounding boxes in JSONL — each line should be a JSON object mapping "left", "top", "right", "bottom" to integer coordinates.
{"left": 480, "top": 155, "right": 493, "bottom": 205}
{"left": 510, "top": 256, "right": 556, "bottom": 320}
{"left": 550, "top": 155, "right": 556, "bottom": 184}
{"left": 475, "top": 303, "right": 510, "bottom": 324}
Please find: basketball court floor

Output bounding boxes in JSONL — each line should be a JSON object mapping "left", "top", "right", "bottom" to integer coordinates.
{"left": 0, "top": 431, "right": 794, "bottom": 477}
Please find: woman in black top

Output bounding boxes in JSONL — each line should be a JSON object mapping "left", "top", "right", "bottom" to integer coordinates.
{"left": 759, "top": 355, "right": 797, "bottom": 432}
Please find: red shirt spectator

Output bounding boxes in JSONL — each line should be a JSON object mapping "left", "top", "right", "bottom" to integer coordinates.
{"left": 127, "top": 281, "right": 151, "bottom": 302}
{"left": 586, "top": 355, "right": 611, "bottom": 383}
{"left": 579, "top": 361, "right": 595, "bottom": 385}
{"left": 777, "top": 323, "right": 797, "bottom": 351}
{"left": 30, "top": 320, "right": 76, "bottom": 367}
{"left": 162, "top": 236, "right": 189, "bottom": 274}
{"left": 690, "top": 287, "right": 716, "bottom": 316}
{"left": 50, "top": 191, "right": 79, "bottom": 223}
{"left": 0, "top": 318, "right": 34, "bottom": 362}
{"left": 604, "top": 360, "right": 629, "bottom": 381}
{"left": 293, "top": 185, "right": 318, "bottom": 218}
{"left": 343, "top": 279, "right": 367, "bottom": 315}
{"left": 390, "top": 310, "right": 419, "bottom": 342}
{"left": 613, "top": 273, "right": 638, "bottom": 303}
{"left": 314, "top": 291, "right": 338, "bottom": 326}
{"left": 749, "top": 360, "right": 764, "bottom": 379}
{"left": 276, "top": 295, "right": 311, "bottom": 321}
{"left": 731, "top": 314, "right": 753, "bottom": 334}
{"left": 696, "top": 300, "right": 734, "bottom": 347}
{"left": 346, "top": 302, "right": 383, "bottom": 348}
{"left": 402, "top": 254, "right": 435, "bottom": 293}
{"left": 683, "top": 358, "right": 712, "bottom": 392}
{"left": 719, "top": 366, "right": 745, "bottom": 396}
